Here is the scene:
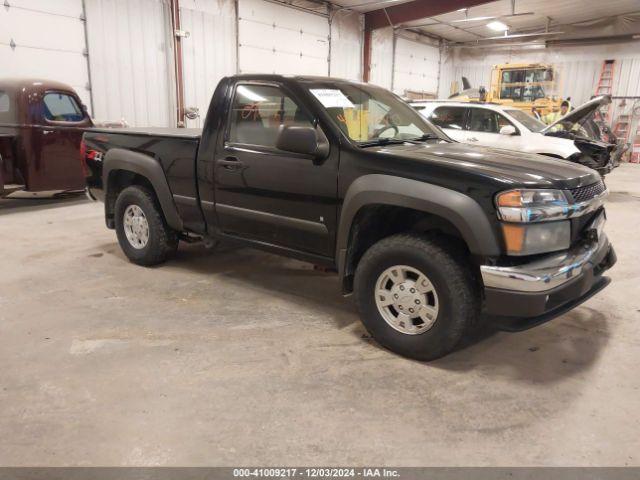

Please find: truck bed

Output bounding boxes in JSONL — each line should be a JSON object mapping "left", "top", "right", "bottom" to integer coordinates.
{"left": 83, "top": 127, "right": 203, "bottom": 232}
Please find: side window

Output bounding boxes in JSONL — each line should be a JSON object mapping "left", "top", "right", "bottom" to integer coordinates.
{"left": 43, "top": 92, "right": 84, "bottom": 122}
{"left": 430, "top": 106, "right": 466, "bottom": 130}
{"left": 0, "top": 91, "right": 9, "bottom": 113}
{"left": 496, "top": 113, "right": 514, "bottom": 132}
{"left": 0, "top": 91, "right": 12, "bottom": 123}
{"left": 468, "top": 108, "right": 515, "bottom": 134}
{"left": 228, "top": 84, "right": 313, "bottom": 148}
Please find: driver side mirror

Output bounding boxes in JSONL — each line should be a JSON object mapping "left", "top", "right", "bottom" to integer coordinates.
{"left": 276, "top": 125, "right": 329, "bottom": 160}
{"left": 499, "top": 125, "right": 517, "bottom": 136}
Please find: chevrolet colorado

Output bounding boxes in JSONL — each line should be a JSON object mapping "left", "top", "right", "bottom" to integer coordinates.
{"left": 83, "top": 75, "right": 616, "bottom": 360}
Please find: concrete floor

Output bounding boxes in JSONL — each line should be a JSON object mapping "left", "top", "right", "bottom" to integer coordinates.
{"left": 1, "top": 165, "right": 639, "bottom": 467}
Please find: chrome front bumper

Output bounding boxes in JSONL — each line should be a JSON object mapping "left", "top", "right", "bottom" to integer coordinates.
{"left": 481, "top": 212, "right": 609, "bottom": 293}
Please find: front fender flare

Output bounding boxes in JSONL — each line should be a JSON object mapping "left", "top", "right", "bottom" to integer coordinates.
{"left": 336, "top": 174, "right": 501, "bottom": 276}
{"left": 103, "top": 148, "right": 183, "bottom": 231}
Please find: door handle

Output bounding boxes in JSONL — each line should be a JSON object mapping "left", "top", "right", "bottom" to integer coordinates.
{"left": 467, "top": 137, "right": 478, "bottom": 142}
{"left": 217, "top": 156, "right": 243, "bottom": 170}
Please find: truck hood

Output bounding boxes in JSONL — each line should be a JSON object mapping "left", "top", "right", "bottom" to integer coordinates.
{"left": 373, "top": 141, "right": 600, "bottom": 189}
{"left": 542, "top": 95, "right": 610, "bottom": 134}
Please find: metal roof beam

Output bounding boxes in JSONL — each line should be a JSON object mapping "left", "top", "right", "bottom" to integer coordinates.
{"left": 364, "top": 0, "right": 494, "bottom": 31}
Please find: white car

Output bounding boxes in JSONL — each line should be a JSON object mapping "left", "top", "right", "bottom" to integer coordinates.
{"left": 410, "top": 97, "right": 618, "bottom": 175}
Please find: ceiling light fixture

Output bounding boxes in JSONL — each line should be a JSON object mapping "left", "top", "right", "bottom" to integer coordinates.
{"left": 481, "top": 31, "right": 564, "bottom": 40}
{"left": 487, "top": 20, "right": 509, "bottom": 31}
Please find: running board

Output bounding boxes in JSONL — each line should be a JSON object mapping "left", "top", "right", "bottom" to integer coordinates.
{"left": 1, "top": 184, "right": 25, "bottom": 197}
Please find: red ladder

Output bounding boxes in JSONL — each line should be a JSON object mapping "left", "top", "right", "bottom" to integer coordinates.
{"left": 631, "top": 123, "right": 640, "bottom": 163}
{"left": 595, "top": 60, "right": 615, "bottom": 122}
{"left": 613, "top": 114, "right": 630, "bottom": 141}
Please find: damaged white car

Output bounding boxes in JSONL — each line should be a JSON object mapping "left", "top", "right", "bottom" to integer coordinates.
{"left": 411, "top": 96, "right": 622, "bottom": 176}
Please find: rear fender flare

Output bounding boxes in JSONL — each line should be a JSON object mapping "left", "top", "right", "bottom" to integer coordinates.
{"left": 336, "top": 174, "right": 501, "bottom": 276}
{"left": 103, "top": 148, "right": 183, "bottom": 231}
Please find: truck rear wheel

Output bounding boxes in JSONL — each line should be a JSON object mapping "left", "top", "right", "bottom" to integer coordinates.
{"left": 354, "top": 233, "right": 479, "bottom": 361}
{"left": 114, "top": 185, "right": 178, "bottom": 266}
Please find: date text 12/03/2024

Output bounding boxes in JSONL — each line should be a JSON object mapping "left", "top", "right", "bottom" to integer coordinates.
{"left": 232, "top": 468, "right": 400, "bottom": 478}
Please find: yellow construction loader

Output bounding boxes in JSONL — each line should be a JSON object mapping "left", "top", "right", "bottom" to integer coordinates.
{"left": 450, "top": 63, "right": 564, "bottom": 117}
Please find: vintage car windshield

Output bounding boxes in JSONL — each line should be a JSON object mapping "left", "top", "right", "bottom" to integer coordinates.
{"left": 505, "top": 109, "right": 545, "bottom": 132}
{"left": 305, "top": 82, "right": 445, "bottom": 144}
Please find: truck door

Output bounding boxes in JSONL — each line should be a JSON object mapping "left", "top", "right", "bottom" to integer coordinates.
{"left": 213, "top": 81, "right": 338, "bottom": 257}
{"left": 31, "top": 91, "right": 89, "bottom": 191}
{"left": 465, "top": 107, "right": 522, "bottom": 150}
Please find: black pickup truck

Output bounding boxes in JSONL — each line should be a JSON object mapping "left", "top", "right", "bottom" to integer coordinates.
{"left": 83, "top": 75, "right": 616, "bottom": 360}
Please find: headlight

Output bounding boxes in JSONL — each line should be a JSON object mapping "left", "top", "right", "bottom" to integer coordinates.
{"left": 501, "top": 221, "right": 571, "bottom": 256}
{"left": 496, "top": 189, "right": 571, "bottom": 255}
{"left": 496, "top": 189, "right": 569, "bottom": 223}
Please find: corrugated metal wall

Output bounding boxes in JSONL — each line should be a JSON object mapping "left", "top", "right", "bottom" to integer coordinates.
{"left": 6, "top": 0, "right": 364, "bottom": 127}
{"left": 180, "top": 0, "right": 237, "bottom": 128}
{"left": 0, "top": 0, "right": 91, "bottom": 109}
{"left": 85, "top": 0, "right": 175, "bottom": 126}
{"left": 329, "top": 10, "right": 363, "bottom": 82}
{"left": 369, "top": 27, "right": 394, "bottom": 90}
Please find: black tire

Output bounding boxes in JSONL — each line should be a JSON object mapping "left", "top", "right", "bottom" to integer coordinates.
{"left": 114, "top": 185, "right": 178, "bottom": 266}
{"left": 354, "top": 233, "right": 479, "bottom": 361}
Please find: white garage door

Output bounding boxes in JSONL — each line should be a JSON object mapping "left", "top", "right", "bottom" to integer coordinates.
{"left": 0, "top": 0, "right": 91, "bottom": 110}
{"left": 393, "top": 36, "right": 440, "bottom": 97}
{"left": 238, "top": 0, "right": 329, "bottom": 76}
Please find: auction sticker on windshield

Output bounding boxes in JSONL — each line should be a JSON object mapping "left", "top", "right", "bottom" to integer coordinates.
{"left": 310, "top": 89, "right": 354, "bottom": 109}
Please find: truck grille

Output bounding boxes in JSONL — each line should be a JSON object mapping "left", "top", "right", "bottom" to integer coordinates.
{"left": 569, "top": 180, "right": 606, "bottom": 203}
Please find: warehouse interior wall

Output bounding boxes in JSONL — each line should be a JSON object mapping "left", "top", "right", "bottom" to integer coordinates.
{"left": 329, "top": 9, "right": 363, "bottom": 82}
{"left": 3, "top": 0, "right": 365, "bottom": 128}
{"left": 392, "top": 32, "right": 440, "bottom": 98}
{"left": 10, "top": 0, "right": 638, "bottom": 130}
{"left": 0, "top": 0, "right": 92, "bottom": 110}
{"left": 85, "top": 0, "right": 175, "bottom": 127}
{"left": 238, "top": 0, "right": 330, "bottom": 76}
{"left": 180, "top": 0, "right": 237, "bottom": 128}
{"left": 369, "top": 27, "right": 394, "bottom": 91}
{"left": 86, "top": 0, "right": 363, "bottom": 127}
{"left": 368, "top": 28, "right": 440, "bottom": 98}
{"left": 439, "top": 41, "right": 640, "bottom": 105}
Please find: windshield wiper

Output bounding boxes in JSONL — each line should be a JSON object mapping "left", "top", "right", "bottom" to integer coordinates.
{"left": 358, "top": 133, "right": 441, "bottom": 148}
{"left": 357, "top": 138, "right": 408, "bottom": 148}
{"left": 404, "top": 133, "right": 441, "bottom": 143}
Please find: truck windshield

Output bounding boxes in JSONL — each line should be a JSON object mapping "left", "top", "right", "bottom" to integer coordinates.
{"left": 305, "top": 82, "right": 444, "bottom": 145}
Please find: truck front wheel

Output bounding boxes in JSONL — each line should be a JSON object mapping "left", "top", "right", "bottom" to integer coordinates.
{"left": 354, "top": 233, "right": 479, "bottom": 361}
{"left": 114, "top": 185, "right": 178, "bottom": 266}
